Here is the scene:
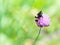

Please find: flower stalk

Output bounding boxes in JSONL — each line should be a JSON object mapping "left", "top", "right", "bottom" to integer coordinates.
{"left": 32, "top": 28, "right": 42, "bottom": 45}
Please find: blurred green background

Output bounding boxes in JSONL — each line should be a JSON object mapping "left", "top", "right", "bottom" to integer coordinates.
{"left": 0, "top": 0, "right": 60, "bottom": 45}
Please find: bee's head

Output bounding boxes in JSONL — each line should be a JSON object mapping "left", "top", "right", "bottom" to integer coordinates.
{"left": 37, "top": 11, "right": 42, "bottom": 17}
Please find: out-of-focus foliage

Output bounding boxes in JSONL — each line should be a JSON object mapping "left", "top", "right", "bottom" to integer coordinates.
{"left": 0, "top": 0, "right": 60, "bottom": 45}
{"left": 47, "top": 37, "right": 60, "bottom": 45}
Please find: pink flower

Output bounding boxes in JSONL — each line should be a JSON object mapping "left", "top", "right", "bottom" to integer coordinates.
{"left": 35, "top": 11, "right": 50, "bottom": 27}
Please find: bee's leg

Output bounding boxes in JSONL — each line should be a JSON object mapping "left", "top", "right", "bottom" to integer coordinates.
{"left": 35, "top": 16, "right": 38, "bottom": 18}
{"left": 35, "top": 20, "right": 38, "bottom": 22}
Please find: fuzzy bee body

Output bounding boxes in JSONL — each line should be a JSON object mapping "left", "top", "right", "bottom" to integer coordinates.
{"left": 35, "top": 11, "right": 42, "bottom": 22}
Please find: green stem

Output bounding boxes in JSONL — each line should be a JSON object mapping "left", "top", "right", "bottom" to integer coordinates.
{"left": 32, "top": 28, "right": 42, "bottom": 45}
